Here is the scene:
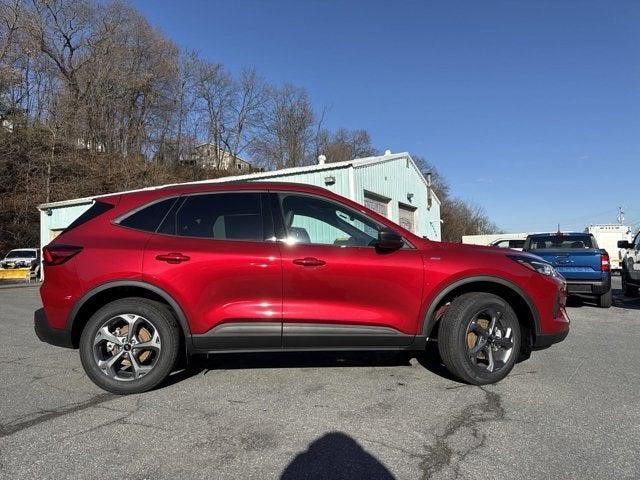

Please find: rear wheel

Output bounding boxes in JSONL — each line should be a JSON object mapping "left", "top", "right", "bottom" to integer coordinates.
{"left": 598, "top": 289, "right": 612, "bottom": 308}
{"left": 79, "top": 298, "right": 180, "bottom": 394}
{"left": 438, "top": 292, "right": 521, "bottom": 385}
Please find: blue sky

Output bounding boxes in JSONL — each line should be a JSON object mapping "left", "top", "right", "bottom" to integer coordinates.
{"left": 132, "top": 0, "right": 639, "bottom": 233}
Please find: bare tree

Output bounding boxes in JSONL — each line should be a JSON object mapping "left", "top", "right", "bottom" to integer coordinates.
{"left": 316, "top": 127, "right": 377, "bottom": 163}
{"left": 412, "top": 155, "right": 450, "bottom": 199}
{"left": 252, "top": 84, "right": 317, "bottom": 169}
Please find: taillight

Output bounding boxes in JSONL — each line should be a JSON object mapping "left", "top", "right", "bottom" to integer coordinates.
{"left": 42, "top": 245, "right": 83, "bottom": 266}
{"left": 601, "top": 252, "right": 610, "bottom": 272}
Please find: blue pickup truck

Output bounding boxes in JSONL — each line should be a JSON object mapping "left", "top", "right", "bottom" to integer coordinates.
{"left": 524, "top": 232, "right": 612, "bottom": 308}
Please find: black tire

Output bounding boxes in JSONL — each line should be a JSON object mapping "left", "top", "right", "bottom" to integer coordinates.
{"left": 621, "top": 269, "right": 639, "bottom": 297}
{"left": 79, "top": 298, "right": 180, "bottom": 394}
{"left": 438, "top": 292, "right": 521, "bottom": 385}
{"left": 598, "top": 289, "right": 612, "bottom": 308}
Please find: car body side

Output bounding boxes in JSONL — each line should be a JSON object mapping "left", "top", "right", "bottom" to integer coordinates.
{"left": 36, "top": 182, "right": 569, "bottom": 356}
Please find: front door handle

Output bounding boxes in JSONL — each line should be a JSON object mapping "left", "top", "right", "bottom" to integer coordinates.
{"left": 293, "top": 257, "right": 326, "bottom": 267}
{"left": 156, "top": 253, "right": 190, "bottom": 264}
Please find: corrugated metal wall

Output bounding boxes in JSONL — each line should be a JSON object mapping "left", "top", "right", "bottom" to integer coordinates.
{"left": 40, "top": 202, "right": 93, "bottom": 247}
{"left": 252, "top": 167, "right": 351, "bottom": 195}
{"left": 353, "top": 157, "right": 441, "bottom": 240}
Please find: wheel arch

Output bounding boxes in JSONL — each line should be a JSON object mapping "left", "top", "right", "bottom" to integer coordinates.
{"left": 422, "top": 276, "right": 540, "bottom": 348}
{"left": 67, "top": 280, "right": 192, "bottom": 349}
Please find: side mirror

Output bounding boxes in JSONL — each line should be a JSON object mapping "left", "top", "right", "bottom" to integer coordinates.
{"left": 377, "top": 229, "right": 403, "bottom": 250}
{"left": 618, "top": 240, "right": 632, "bottom": 249}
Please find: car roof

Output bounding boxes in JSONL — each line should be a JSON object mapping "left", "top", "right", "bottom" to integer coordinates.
{"left": 99, "top": 182, "right": 337, "bottom": 203}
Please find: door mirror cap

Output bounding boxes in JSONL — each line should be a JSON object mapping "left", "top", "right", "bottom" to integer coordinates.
{"left": 618, "top": 240, "right": 632, "bottom": 249}
{"left": 377, "top": 229, "right": 404, "bottom": 250}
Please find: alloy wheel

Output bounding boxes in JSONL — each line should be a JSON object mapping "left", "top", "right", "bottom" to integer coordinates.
{"left": 92, "top": 314, "right": 162, "bottom": 381}
{"left": 465, "top": 306, "right": 514, "bottom": 373}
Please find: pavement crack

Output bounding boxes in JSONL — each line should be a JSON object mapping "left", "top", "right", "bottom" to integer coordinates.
{"left": 419, "top": 386, "right": 505, "bottom": 479}
{"left": 0, "top": 392, "right": 115, "bottom": 438}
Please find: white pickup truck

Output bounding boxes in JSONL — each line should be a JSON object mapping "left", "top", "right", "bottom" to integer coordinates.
{"left": 0, "top": 248, "right": 39, "bottom": 270}
{"left": 618, "top": 231, "right": 640, "bottom": 296}
{"left": 585, "top": 224, "right": 634, "bottom": 273}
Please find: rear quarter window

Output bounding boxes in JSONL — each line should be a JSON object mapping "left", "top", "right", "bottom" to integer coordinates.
{"left": 118, "top": 198, "right": 178, "bottom": 233}
{"left": 63, "top": 201, "right": 115, "bottom": 233}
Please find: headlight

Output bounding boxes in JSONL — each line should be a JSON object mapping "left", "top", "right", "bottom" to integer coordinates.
{"left": 509, "top": 255, "right": 559, "bottom": 277}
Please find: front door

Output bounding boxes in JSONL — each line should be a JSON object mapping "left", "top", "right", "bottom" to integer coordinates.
{"left": 272, "top": 192, "right": 424, "bottom": 348}
{"left": 143, "top": 192, "right": 282, "bottom": 349}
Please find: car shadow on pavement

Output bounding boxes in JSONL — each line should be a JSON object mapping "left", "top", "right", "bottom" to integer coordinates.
{"left": 193, "top": 350, "right": 414, "bottom": 371}
{"left": 280, "top": 432, "right": 396, "bottom": 480}
{"left": 156, "top": 348, "right": 462, "bottom": 390}
{"left": 568, "top": 288, "right": 640, "bottom": 310}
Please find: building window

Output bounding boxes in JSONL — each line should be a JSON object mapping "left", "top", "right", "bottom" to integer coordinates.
{"left": 398, "top": 203, "right": 417, "bottom": 233}
{"left": 363, "top": 191, "right": 390, "bottom": 218}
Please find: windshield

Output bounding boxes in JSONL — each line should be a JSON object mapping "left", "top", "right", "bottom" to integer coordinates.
{"left": 528, "top": 235, "right": 595, "bottom": 250}
{"left": 5, "top": 250, "right": 37, "bottom": 259}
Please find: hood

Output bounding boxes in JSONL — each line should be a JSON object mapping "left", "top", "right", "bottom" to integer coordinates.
{"left": 434, "top": 241, "right": 548, "bottom": 262}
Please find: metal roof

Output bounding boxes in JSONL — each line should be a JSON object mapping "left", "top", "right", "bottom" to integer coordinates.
{"left": 38, "top": 151, "right": 439, "bottom": 210}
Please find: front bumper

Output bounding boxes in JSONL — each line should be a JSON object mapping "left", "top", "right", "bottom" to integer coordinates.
{"left": 1, "top": 261, "right": 32, "bottom": 269}
{"left": 566, "top": 277, "right": 611, "bottom": 296}
{"left": 533, "top": 329, "right": 569, "bottom": 349}
{"left": 34, "top": 308, "right": 74, "bottom": 349}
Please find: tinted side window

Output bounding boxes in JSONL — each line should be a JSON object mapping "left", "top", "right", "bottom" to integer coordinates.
{"left": 119, "top": 198, "right": 178, "bottom": 232}
{"left": 175, "top": 193, "right": 263, "bottom": 241}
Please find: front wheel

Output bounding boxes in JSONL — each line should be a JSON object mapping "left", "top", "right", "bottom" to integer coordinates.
{"left": 438, "top": 292, "right": 521, "bottom": 385}
{"left": 79, "top": 298, "right": 180, "bottom": 394}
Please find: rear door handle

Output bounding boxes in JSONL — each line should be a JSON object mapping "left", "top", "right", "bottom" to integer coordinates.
{"left": 293, "top": 257, "right": 326, "bottom": 267}
{"left": 156, "top": 253, "right": 190, "bottom": 264}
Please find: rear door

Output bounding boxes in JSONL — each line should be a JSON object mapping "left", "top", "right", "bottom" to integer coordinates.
{"left": 272, "top": 192, "right": 424, "bottom": 348}
{"left": 142, "top": 192, "right": 282, "bottom": 349}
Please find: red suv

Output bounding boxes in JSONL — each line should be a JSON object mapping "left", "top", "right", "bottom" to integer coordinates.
{"left": 35, "top": 182, "right": 569, "bottom": 394}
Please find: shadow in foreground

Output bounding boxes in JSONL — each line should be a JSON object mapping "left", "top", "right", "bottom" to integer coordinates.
{"left": 280, "top": 432, "right": 396, "bottom": 480}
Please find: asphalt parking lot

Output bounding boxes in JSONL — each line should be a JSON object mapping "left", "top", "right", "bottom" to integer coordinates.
{"left": 1, "top": 279, "right": 639, "bottom": 479}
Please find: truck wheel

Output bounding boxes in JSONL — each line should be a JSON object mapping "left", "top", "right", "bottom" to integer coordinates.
{"left": 598, "top": 290, "right": 612, "bottom": 308}
{"left": 79, "top": 298, "right": 180, "bottom": 395}
{"left": 438, "top": 292, "right": 521, "bottom": 385}
{"left": 622, "top": 270, "right": 638, "bottom": 297}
